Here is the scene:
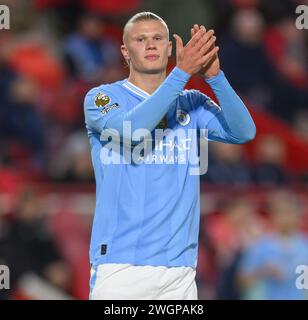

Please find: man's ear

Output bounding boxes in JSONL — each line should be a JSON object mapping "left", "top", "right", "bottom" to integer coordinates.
{"left": 121, "top": 45, "right": 130, "bottom": 61}
{"left": 168, "top": 40, "right": 172, "bottom": 57}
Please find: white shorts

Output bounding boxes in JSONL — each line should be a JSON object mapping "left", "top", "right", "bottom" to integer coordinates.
{"left": 89, "top": 263, "right": 198, "bottom": 300}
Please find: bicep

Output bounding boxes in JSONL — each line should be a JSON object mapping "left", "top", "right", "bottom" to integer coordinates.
{"left": 201, "top": 111, "right": 238, "bottom": 143}
{"left": 190, "top": 90, "right": 233, "bottom": 143}
{"left": 193, "top": 90, "right": 253, "bottom": 144}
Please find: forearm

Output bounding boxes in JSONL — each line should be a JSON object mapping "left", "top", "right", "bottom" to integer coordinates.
{"left": 205, "top": 71, "right": 256, "bottom": 143}
{"left": 105, "top": 67, "right": 190, "bottom": 135}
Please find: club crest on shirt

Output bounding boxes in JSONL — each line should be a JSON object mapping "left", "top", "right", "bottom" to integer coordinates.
{"left": 176, "top": 109, "right": 190, "bottom": 126}
{"left": 94, "top": 92, "right": 111, "bottom": 108}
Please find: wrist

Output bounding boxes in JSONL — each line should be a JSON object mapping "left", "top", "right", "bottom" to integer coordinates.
{"left": 204, "top": 69, "right": 224, "bottom": 84}
{"left": 204, "top": 69, "right": 221, "bottom": 80}
{"left": 172, "top": 66, "right": 191, "bottom": 81}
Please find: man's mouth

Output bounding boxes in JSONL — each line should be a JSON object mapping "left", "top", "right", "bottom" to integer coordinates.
{"left": 145, "top": 54, "right": 160, "bottom": 61}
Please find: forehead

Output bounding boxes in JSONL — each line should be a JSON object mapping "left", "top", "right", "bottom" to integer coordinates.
{"left": 125, "top": 20, "right": 168, "bottom": 38}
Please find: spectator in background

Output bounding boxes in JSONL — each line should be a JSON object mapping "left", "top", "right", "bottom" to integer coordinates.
{"left": 63, "top": 12, "right": 122, "bottom": 84}
{"left": 0, "top": 35, "right": 17, "bottom": 109}
{"left": 253, "top": 134, "right": 288, "bottom": 185}
{"left": 0, "top": 187, "right": 71, "bottom": 299}
{"left": 219, "top": 9, "right": 275, "bottom": 109}
{"left": 0, "top": 36, "right": 17, "bottom": 163}
{"left": 292, "top": 110, "right": 308, "bottom": 183}
{"left": 238, "top": 190, "right": 308, "bottom": 300}
{"left": 203, "top": 142, "right": 252, "bottom": 184}
{"left": 293, "top": 109, "right": 308, "bottom": 143}
{"left": 262, "top": 17, "right": 308, "bottom": 120}
{"left": 264, "top": 18, "right": 308, "bottom": 90}
{"left": 1, "top": 77, "right": 46, "bottom": 172}
{"left": 48, "top": 130, "right": 94, "bottom": 183}
{"left": 204, "top": 196, "right": 263, "bottom": 299}
{"left": 220, "top": 9, "right": 308, "bottom": 121}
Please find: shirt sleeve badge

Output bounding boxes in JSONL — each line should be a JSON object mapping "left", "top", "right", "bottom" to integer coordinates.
{"left": 94, "top": 92, "right": 111, "bottom": 108}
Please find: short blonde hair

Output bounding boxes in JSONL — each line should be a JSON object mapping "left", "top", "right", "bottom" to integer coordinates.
{"left": 123, "top": 12, "right": 169, "bottom": 43}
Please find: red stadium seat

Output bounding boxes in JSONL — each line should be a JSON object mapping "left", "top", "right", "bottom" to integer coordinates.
{"left": 9, "top": 43, "right": 64, "bottom": 90}
{"left": 81, "top": 0, "right": 142, "bottom": 15}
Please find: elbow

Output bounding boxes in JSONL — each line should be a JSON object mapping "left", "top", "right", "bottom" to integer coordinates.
{"left": 234, "top": 123, "right": 257, "bottom": 144}
{"left": 243, "top": 123, "right": 257, "bottom": 142}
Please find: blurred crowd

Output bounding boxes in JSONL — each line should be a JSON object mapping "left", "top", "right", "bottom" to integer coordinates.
{"left": 197, "top": 188, "right": 308, "bottom": 300}
{"left": 0, "top": 0, "right": 308, "bottom": 299}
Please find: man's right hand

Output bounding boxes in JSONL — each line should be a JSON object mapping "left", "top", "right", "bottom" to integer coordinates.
{"left": 173, "top": 26, "right": 219, "bottom": 76}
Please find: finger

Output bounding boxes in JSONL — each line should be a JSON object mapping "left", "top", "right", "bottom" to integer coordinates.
{"left": 197, "top": 29, "right": 214, "bottom": 47}
{"left": 193, "top": 24, "right": 200, "bottom": 34}
{"left": 194, "top": 30, "right": 215, "bottom": 51}
{"left": 199, "top": 36, "right": 216, "bottom": 56}
{"left": 173, "top": 34, "right": 184, "bottom": 52}
{"left": 191, "top": 24, "right": 200, "bottom": 37}
{"left": 198, "top": 46, "right": 219, "bottom": 65}
{"left": 202, "top": 54, "right": 216, "bottom": 68}
{"left": 201, "top": 46, "right": 219, "bottom": 65}
{"left": 197, "top": 25, "right": 204, "bottom": 32}
{"left": 190, "top": 24, "right": 204, "bottom": 38}
{"left": 194, "top": 24, "right": 206, "bottom": 31}
{"left": 186, "top": 28, "right": 206, "bottom": 48}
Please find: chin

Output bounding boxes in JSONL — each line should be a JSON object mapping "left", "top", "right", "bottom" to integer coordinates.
{"left": 141, "top": 64, "right": 167, "bottom": 75}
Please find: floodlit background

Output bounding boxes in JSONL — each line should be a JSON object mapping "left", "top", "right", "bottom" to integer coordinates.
{"left": 0, "top": 0, "right": 308, "bottom": 300}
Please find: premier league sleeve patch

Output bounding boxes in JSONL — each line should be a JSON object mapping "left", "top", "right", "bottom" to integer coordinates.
{"left": 94, "top": 92, "right": 120, "bottom": 116}
{"left": 94, "top": 92, "right": 111, "bottom": 107}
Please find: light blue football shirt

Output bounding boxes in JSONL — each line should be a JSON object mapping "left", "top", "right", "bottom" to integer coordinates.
{"left": 84, "top": 67, "right": 256, "bottom": 269}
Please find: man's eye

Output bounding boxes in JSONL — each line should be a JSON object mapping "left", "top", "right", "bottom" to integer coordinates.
{"left": 154, "top": 37, "right": 162, "bottom": 41}
{"left": 137, "top": 38, "right": 144, "bottom": 42}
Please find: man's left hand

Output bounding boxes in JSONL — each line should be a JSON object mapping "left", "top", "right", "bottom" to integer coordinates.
{"left": 191, "top": 24, "right": 221, "bottom": 79}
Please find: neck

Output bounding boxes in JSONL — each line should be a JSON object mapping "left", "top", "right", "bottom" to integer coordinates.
{"left": 128, "top": 69, "right": 166, "bottom": 95}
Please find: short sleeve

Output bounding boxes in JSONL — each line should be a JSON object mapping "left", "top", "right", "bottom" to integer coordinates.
{"left": 84, "top": 86, "right": 124, "bottom": 134}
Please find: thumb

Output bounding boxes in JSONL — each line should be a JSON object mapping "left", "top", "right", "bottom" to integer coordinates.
{"left": 173, "top": 34, "right": 183, "bottom": 52}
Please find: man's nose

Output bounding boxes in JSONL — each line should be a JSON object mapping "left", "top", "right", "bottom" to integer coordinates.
{"left": 145, "top": 39, "right": 157, "bottom": 50}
